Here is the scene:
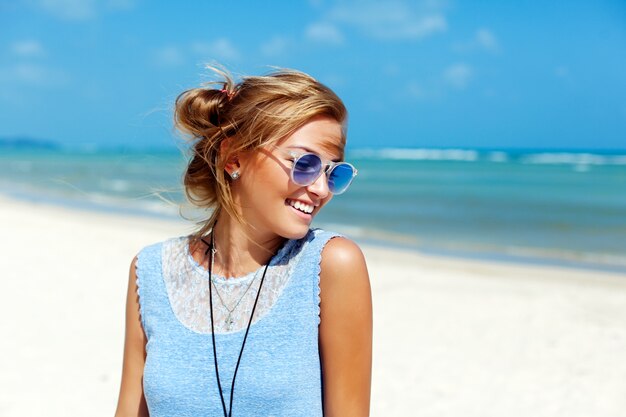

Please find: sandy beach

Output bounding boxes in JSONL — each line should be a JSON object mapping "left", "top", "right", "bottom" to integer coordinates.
{"left": 1, "top": 195, "right": 625, "bottom": 417}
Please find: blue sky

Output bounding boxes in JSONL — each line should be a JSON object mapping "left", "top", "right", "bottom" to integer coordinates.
{"left": 1, "top": 0, "right": 625, "bottom": 151}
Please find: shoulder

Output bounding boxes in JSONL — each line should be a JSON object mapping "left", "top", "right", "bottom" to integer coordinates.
{"left": 319, "top": 236, "right": 370, "bottom": 302}
{"left": 320, "top": 236, "right": 367, "bottom": 271}
{"left": 306, "top": 228, "right": 368, "bottom": 276}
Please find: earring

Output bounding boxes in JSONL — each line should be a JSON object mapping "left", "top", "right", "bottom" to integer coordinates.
{"left": 230, "top": 171, "right": 240, "bottom": 180}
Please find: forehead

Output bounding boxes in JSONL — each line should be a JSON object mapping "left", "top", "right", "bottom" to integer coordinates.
{"left": 278, "top": 117, "right": 345, "bottom": 160}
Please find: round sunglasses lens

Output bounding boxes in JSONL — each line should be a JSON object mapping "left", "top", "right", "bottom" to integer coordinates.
{"left": 292, "top": 153, "right": 322, "bottom": 185}
{"left": 328, "top": 163, "right": 355, "bottom": 194}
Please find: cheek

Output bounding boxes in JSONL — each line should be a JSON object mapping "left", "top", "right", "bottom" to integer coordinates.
{"left": 244, "top": 166, "right": 292, "bottom": 201}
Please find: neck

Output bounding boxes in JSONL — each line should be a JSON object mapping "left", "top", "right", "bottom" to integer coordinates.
{"left": 207, "top": 213, "right": 285, "bottom": 278}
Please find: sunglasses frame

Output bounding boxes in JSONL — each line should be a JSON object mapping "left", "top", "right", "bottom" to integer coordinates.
{"left": 270, "top": 146, "right": 358, "bottom": 195}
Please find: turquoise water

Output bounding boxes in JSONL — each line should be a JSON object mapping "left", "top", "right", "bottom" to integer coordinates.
{"left": 1, "top": 147, "right": 625, "bottom": 271}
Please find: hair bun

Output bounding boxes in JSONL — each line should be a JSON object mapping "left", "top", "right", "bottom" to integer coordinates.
{"left": 174, "top": 87, "right": 229, "bottom": 138}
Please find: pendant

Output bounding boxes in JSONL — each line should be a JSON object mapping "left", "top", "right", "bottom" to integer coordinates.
{"left": 226, "top": 314, "right": 235, "bottom": 331}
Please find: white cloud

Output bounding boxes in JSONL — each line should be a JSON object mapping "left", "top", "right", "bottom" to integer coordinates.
{"left": 0, "top": 64, "right": 69, "bottom": 87}
{"left": 453, "top": 28, "right": 500, "bottom": 53}
{"left": 422, "top": 0, "right": 449, "bottom": 8}
{"left": 153, "top": 39, "right": 241, "bottom": 68}
{"left": 319, "top": 73, "right": 346, "bottom": 88}
{"left": 191, "top": 38, "right": 240, "bottom": 62}
{"left": 106, "top": 0, "right": 135, "bottom": 11}
{"left": 37, "top": 0, "right": 97, "bottom": 20}
{"left": 483, "top": 88, "right": 498, "bottom": 98}
{"left": 403, "top": 80, "right": 444, "bottom": 101}
{"left": 153, "top": 45, "right": 184, "bottom": 67}
{"left": 555, "top": 66, "right": 569, "bottom": 78}
{"left": 30, "top": 0, "right": 134, "bottom": 20}
{"left": 383, "top": 63, "right": 401, "bottom": 76}
{"left": 12, "top": 40, "right": 45, "bottom": 57}
{"left": 260, "top": 36, "right": 291, "bottom": 57}
{"left": 306, "top": 22, "right": 344, "bottom": 45}
{"left": 406, "top": 81, "right": 423, "bottom": 98}
{"left": 13, "top": 64, "right": 48, "bottom": 83}
{"left": 328, "top": 2, "right": 447, "bottom": 40}
{"left": 475, "top": 28, "right": 499, "bottom": 52}
{"left": 443, "top": 63, "right": 472, "bottom": 89}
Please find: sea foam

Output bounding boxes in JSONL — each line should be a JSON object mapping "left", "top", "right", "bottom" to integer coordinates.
{"left": 351, "top": 148, "right": 626, "bottom": 165}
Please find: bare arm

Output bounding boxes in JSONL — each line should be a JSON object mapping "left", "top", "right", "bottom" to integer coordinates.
{"left": 319, "top": 238, "right": 373, "bottom": 417}
{"left": 114, "top": 257, "right": 149, "bottom": 417}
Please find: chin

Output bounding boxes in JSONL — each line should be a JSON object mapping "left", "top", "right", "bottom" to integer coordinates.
{"left": 278, "top": 223, "right": 311, "bottom": 241}
{"left": 275, "top": 202, "right": 317, "bottom": 240}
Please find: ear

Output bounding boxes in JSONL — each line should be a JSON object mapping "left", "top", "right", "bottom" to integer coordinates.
{"left": 220, "top": 138, "right": 241, "bottom": 177}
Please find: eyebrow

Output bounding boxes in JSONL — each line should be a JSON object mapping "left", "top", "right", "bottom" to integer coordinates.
{"left": 286, "top": 145, "right": 342, "bottom": 162}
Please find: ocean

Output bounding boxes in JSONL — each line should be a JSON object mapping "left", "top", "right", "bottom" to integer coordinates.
{"left": 1, "top": 147, "right": 625, "bottom": 272}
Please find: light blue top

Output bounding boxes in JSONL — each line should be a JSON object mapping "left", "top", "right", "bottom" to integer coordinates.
{"left": 135, "top": 228, "right": 340, "bottom": 417}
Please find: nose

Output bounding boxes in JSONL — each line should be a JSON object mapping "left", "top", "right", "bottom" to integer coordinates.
{"left": 306, "top": 171, "right": 330, "bottom": 199}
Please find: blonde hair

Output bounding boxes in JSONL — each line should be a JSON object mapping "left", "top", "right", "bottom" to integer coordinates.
{"left": 174, "top": 66, "right": 348, "bottom": 238}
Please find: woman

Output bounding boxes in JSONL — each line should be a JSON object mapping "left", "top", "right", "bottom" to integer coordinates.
{"left": 115, "top": 68, "right": 372, "bottom": 417}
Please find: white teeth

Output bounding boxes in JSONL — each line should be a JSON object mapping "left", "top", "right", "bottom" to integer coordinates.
{"left": 288, "top": 199, "right": 313, "bottom": 214}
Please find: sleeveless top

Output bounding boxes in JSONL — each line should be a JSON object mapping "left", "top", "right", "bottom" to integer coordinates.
{"left": 135, "top": 228, "right": 341, "bottom": 417}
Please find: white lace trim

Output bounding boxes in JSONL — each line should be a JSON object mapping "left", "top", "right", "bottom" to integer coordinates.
{"left": 161, "top": 235, "right": 307, "bottom": 334}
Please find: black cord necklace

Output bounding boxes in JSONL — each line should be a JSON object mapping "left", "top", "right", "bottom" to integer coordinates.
{"left": 203, "top": 231, "right": 272, "bottom": 417}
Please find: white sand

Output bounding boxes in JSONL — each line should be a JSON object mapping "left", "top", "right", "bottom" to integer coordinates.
{"left": 1, "top": 196, "right": 625, "bottom": 417}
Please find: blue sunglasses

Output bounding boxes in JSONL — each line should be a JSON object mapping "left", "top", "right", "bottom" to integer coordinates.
{"left": 272, "top": 147, "right": 358, "bottom": 195}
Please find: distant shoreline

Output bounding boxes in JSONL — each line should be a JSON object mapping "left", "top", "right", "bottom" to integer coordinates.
{"left": 2, "top": 138, "right": 626, "bottom": 156}
{"left": 3, "top": 147, "right": 626, "bottom": 274}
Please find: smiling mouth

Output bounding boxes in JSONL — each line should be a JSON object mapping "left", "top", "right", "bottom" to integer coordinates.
{"left": 286, "top": 199, "right": 314, "bottom": 214}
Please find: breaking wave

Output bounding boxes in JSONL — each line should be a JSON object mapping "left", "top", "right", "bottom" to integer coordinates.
{"left": 351, "top": 148, "right": 626, "bottom": 165}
